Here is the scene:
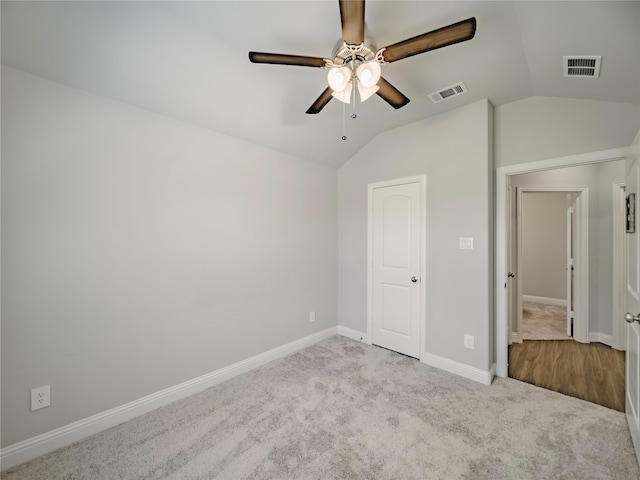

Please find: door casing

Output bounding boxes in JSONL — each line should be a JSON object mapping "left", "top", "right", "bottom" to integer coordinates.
{"left": 613, "top": 181, "right": 627, "bottom": 351}
{"left": 367, "top": 175, "right": 427, "bottom": 360}
{"left": 495, "top": 147, "right": 631, "bottom": 378}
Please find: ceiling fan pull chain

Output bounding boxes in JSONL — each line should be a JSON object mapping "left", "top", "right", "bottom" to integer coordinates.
{"left": 341, "top": 97, "right": 347, "bottom": 141}
{"left": 352, "top": 80, "right": 357, "bottom": 119}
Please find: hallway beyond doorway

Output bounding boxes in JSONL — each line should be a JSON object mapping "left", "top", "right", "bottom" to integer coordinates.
{"left": 523, "top": 301, "right": 569, "bottom": 340}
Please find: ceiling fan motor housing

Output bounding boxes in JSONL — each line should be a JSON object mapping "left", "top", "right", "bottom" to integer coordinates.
{"left": 330, "top": 39, "right": 378, "bottom": 70}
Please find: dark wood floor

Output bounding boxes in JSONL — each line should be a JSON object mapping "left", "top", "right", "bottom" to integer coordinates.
{"left": 509, "top": 340, "right": 625, "bottom": 412}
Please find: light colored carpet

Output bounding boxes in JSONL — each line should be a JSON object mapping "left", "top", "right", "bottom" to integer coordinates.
{"left": 523, "top": 301, "right": 570, "bottom": 340}
{"left": 2, "top": 336, "right": 638, "bottom": 479}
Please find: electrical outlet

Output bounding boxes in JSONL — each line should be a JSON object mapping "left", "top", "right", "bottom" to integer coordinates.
{"left": 464, "top": 334, "right": 475, "bottom": 350}
{"left": 31, "top": 385, "right": 51, "bottom": 411}
{"left": 309, "top": 311, "right": 316, "bottom": 323}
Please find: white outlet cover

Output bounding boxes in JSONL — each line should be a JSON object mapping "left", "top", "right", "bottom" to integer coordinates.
{"left": 464, "top": 334, "right": 475, "bottom": 350}
{"left": 31, "top": 385, "right": 51, "bottom": 411}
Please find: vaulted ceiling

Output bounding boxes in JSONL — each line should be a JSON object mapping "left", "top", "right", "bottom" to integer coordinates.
{"left": 2, "top": 1, "right": 639, "bottom": 167}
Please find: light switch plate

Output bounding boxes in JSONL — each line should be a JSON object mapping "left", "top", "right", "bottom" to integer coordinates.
{"left": 459, "top": 237, "right": 474, "bottom": 250}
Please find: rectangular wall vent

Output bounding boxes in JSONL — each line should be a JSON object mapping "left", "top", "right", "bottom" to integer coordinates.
{"left": 563, "top": 56, "right": 602, "bottom": 77}
{"left": 429, "top": 82, "right": 468, "bottom": 104}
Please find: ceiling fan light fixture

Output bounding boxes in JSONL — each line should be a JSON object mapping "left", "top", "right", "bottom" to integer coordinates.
{"left": 327, "top": 66, "right": 352, "bottom": 93}
{"left": 357, "top": 83, "right": 380, "bottom": 102}
{"left": 331, "top": 80, "right": 353, "bottom": 104}
{"left": 356, "top": 61, "right": 381, "bottom": 88}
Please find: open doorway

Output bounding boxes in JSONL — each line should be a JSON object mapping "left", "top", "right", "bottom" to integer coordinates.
{"left": 496, "top": 148, "right": 631, "bottom": 379}
{"left": 521, "top": 191, "right": 574, "bottom": 341}
{"left": 513, "top": 187, "right": 589, "bottom": 344}
{"left": 506, "top": 162, "right": 626, "bottom": 349}
{"left": 498, "top": 155, "right": 627, "bottom": 410}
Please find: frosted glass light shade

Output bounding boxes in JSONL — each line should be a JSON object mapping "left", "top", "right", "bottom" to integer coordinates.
{"left": 356, "top": 61, "right": 381, "bottom": 88}
{"left": 357, "top": 83, "right": 380, "bottom": 102}
{"left": 331, "top": 80, "right": 352, "bottom": 104}
{"left": 327, "top": 66, "right": 351, "bottom": 93}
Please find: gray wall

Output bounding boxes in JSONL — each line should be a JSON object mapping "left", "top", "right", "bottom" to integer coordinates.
{"left": 338, "top": 100, "right": 493, "bottom": 372}
{"left": 1, "top": 67, "right": 338, "bottom": 447}
{"left": 495, "top": 96, "right": 640, "bottom": 167}
{"left": 521, "top": 192, "right": 567, "bottom": 300}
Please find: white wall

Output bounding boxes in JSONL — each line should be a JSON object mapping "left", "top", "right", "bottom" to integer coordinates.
{"left": 495, "top": 96, "right": 640, "bottom": 167}
{"left": 338, "top": 100, "right": 493, "bottom": 372}
{"left": 521, "top": 192, "right": 567, "bottom": 300}
{"left": 0, "top": 66, "right": 338, "bottom": 447}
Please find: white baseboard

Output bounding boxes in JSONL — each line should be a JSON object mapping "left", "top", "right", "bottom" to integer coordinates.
{"left": 337, "top": 329, "right": 494, "bottom": 386}
{"left": 511, "top": 332, "right": 523, "bottom": 344}
{"left": 523, "top": 295, "right": 567, "bottom": 307}
{"left": 0, "top": 327, "right": 339, "bottom": 471}
{"left": 589, "top": 332, "right": 613, "bottom": 346}
{"left": 338, "top": 326, "right": 371, "bottom": 345}
{"left": 421, "top": 353, "right": 494, "bottom": 386}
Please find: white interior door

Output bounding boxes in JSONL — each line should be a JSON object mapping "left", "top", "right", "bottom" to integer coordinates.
{"left": 507, "top": 185, "right": 515, "bottom": 344}
{"left": 370, "top": 180, "right": 422, "bottom": 358}
{"left": 626, "top": 156, "right": 640, "bottom": 460}
{"left": 573, "top": 190, "right": 590, "bottom": 344}
{"left": 567, "top": 198, "right": 574, "bottom": 337}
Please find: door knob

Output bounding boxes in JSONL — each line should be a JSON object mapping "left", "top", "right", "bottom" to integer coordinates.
{"left": 625, "top": 312, "right": 640, "bottom": 324}
{"left": 411, "top": 276, "right": 418, "bottom": 283}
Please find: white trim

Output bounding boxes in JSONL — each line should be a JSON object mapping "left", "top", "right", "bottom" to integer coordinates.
{"left": 574, "top": 190, "right": 590, "bottom": 343}
{"left": 0, "top": 327, "right": 339, "bottom": 471}
{"left": 367, "top": 175, "right": 427, "bottom": 361}
{"left": 422, "top": 353, "right": 495, "bottom": 386}
{"left": 511, "top": 332, "right": 523, "bottom": 344}
{"left": 589, "top": 332, "right": 613, "bottom": 346}
{"left": 496, "top": 147, "right": 632, "bottom": 378}
{"left": 338, "top": 326, "right": 371, "bottom": 344}
{"left": 516, "top": 187, "right": 524, "bottom": 343}
{"left": 522, "top": 295, "right": 567, "bottom": 307}
{"left": 340, "top": 328, "right": 497, "bottom": 387}
{"left": 613, "top": 181, "right": 627, "bottom": 351}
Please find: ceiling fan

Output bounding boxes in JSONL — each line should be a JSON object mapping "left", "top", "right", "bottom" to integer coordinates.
{"left": 248, "top": 0, "right": 476, "bottom": 115}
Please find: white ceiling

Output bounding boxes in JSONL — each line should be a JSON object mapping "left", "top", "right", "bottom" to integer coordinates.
{"left": 2, "top": 1, "right": 639, "bottom": 168}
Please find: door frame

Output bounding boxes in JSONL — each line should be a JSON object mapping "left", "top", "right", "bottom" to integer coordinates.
{"left": 613, "top": 181, "right": 627, "bottom": 350}
{"left": 367, "top": 174, "right": 427, "bottom": 360}
{"left": 495, "top": 147, "right": 631, "bottom": 378}
{"left": 513, "top": 187, "right": 589, "bottom": 344}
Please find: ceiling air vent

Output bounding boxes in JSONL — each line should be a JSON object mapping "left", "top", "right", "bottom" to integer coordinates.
{"left": 429, "top": 82, "right": 468, "bottom": 104}
{"left": 563, "top": 56, "right": 602, "bottom": 78}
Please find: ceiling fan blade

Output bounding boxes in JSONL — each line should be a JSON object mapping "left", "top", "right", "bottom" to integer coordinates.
{"left": 306, "top": 87, "right": 334, "bottom": 114}
{"left": 376, "top": 77, "right": 410, "bottom": 109}
{"left": 339, "top": 0, "right": 365, "bottom": 45}
{"left": 248, "top": 52, "right": 327, "bottom": 68}
{"left": 381, "top": 17, "right": 476, "bottom": 63}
